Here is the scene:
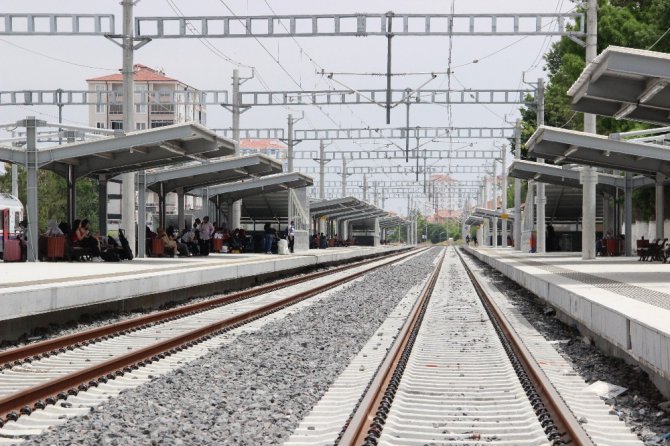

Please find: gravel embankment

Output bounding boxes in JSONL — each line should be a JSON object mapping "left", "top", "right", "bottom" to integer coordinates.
{"left": 22, "top": 248, "right": 440, "bottom": 446}
{"left": 463, "top": 250, "right": 670, "bottom": 446}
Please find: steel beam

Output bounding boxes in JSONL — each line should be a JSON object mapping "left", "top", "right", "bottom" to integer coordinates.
{"left": 0, "top": 89, "right": 228, "bottom": 106}
{"left": 297, "top": 165, "right": 492, "bottom": 174}
{"left": 135, "top": 12, "right": 584, "bottom": 38}
{"left": 0, "top": 13, "right": 114, "bottom": 35}
{"left": 295, "top": 127, "right": 514, "bottom": 140}
{"left": 292, "top": 149, "right": 499, "bottom": 160}
{"left": 222, "top": 89, "right": 531, "bottom": 107}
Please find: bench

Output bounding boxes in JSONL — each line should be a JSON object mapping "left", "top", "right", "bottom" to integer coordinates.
{"left": 638, "top": 238, "right": 667, "bottom": 262}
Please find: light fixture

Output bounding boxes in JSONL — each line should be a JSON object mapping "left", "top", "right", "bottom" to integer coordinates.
{"left": 614, "top": 102, "right": 637, "bottom": 120}
{"left": 638, "top": 78, "right": 667, "bottom": 103}
{"left": 564, "top": 145, "right": 578, "bottom": 157}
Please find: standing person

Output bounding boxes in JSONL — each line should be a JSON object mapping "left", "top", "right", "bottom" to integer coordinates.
{"left": 198, "top": 216, "right": 214, "bottom": 256}
{"left": 264, "top": 222, "right": 274, "bottom": 254}
{"left": 473, "top": 234, "right": 478, "bottom": 247}
{"left": 287, "top": 220, "right": 296, "bottom": 253}
{"left": 465, "top": 234, "right": 470, "bottom": 246}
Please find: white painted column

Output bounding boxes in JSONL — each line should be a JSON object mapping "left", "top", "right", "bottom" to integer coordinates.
{"left": 582, "top": 0, "right": 598, "bottom": 260}
{"left": 656, "top": 173, "right": 665, "bottom": 240}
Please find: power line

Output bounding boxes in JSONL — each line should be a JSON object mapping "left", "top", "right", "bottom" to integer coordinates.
{"left": 0, "top": 37, "right": 116, "bottom": 71}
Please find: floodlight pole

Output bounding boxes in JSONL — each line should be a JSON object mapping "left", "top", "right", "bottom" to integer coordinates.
{"left": 319, "top": 141, "right": 326, "bottom": 199}
{"left": 231, "top": 69, "right": 242, "bottom": 229}
{"left": 363, "top": 174, "right": 368, "bottom": 202}
{"left": 501, "top": 144, "right": 508, "bottom": 248}
{"left": 341, "top": 158, "right": 347, "bottom": 197}
{"left": 287, "top": 114, "right": 294, "bottom": 172}
{"left": 536, "top": 78, "right": 546, "bottom": 254}
{"left": 121, "top": 0, "right": 137, "bottom": 257}
{"left": 581, "top": 0, "right": 598, "bottom": 260}
{"left": 492, "top": 159, "right": 498, "bottom": 248}
{"left": 373, "top": 180, "right": 378, "bottom": 206}
{"left": 514, "top": 119, "right": 522, "bottom": 250}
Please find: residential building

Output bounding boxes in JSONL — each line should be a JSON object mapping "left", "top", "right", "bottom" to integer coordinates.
{"left": 86, "top": 64, "right": 207, "bottom": 232}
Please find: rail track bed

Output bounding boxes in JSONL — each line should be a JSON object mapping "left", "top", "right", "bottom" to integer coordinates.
{"left": 0, "top": 246, "right": 648, "bottom": 445}
{"left": 0, "top": 247, "right": 436, "bottom": 445}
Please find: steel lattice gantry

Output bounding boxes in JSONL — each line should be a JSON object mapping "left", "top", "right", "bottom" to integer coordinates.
{"left": 134, "top": 12, "right": 584, "bottom": 38}
{"left": 294, "top": 127, "right": 514, "bottom": 140}
{"left": 296, "top": 165, "right": 493, "bottom": 174}
{"left": 292, "top": 149, "right": 499, "bottom": 160}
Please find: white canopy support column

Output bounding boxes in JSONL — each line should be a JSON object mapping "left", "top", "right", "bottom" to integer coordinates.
{"left": 656, "top": 173, "right": 665, "bottom": 240}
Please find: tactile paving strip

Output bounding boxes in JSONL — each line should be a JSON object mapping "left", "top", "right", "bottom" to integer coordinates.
{"left": 503, "top": 256, "right": 670, "bottom": 310}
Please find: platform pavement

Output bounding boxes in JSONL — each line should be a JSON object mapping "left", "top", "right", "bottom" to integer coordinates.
{"left": 465, "top": 246, "right": 670, "bottom": 397}
{"left": 0, "top": 245, "right": 408, "bottom": 340}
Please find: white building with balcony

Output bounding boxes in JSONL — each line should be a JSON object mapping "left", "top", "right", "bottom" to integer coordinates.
{"left": 86, "top": 64, "right": 207, "bottom": 232}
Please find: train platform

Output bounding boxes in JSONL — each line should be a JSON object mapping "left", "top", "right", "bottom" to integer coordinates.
{"left": 465, "top": 246, "right": 670, "bottom": 397}
{"left": 0, "top": 245, "right": 408, "bottom": 341}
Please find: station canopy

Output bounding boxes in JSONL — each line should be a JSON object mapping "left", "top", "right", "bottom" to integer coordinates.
{"left": 568, "top": 46, "right": 670, "bottom": 125}
{"left": 379, "top": 216, "right": 407, "bottom": 228}
{"left": 473, "top": 207, "right": 513, "bottom": 220}
{"left": 145, "top": 154, "right": 282, "bottom": 194}
{"left": 508, "top": 160, "right": 652, "bottom": 193}
{"left": 206, "top": 172, "right": 313, "bottom": 202}
{"left": 205, "top": 172, "right": 313, "bottom": 224}
{"left": 465, "top": 215, "right": 484, "bottom": 226}
{"left": 310, "top": 197, "right": 386, "bottom": 220}
{"left": 526, "top": 126, "right": 670, "bottom": 177}
{"left": 0, "top": 122, "right": 236, "bottom": 180}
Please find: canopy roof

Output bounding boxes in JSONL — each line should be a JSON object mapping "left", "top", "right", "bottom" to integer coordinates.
{"left": 526, "top": 126, "right": 670, "bottom": 177}
{"left": 465, "top": 215, "right": 484, "bottom": 226}
{"left": 189, "top": 172, "right": 312, "bottom": 224}
{"left": 0, "top": 122, "right": 236, "bottom": 180}
{"left": 205, "top": 172, "right": 313, "bottom": 202}
{"left": 568, "top": 46, "right": 670, "bottom": 125}
{"left": 379, "top": 216, "right": 407, "bottom": 228}
{"left": 508, "top": 160, "right": 652, "bottom": 193}
{"left": 473, "top": 207, "right": 514, "bottom": 220}
{"left": 309, "top": 196, "right": 386, "bottom": 220}
{"left": 145, "top": 155, "right": 282, "bottom": 194}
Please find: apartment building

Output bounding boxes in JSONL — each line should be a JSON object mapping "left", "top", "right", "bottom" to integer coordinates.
{"left": 86, "top": 64, "right": 207, "bottom": 231}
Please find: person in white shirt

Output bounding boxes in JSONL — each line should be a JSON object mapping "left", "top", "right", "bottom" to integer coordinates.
{"left": 287, "top": 220, "right": 296, "bottom": 253}
{"left": 198, "top": 216, "right": 215, "bottom": 255}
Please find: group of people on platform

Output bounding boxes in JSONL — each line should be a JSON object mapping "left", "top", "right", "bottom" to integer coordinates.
{"left": 148, "top": 217, "right": 297, "bottom": 256}
{"left": 36, "top": 215, "right": 297, "bottom": 261}
{"left": 309, "top": 233, "right": 355, "bottom": 249}
{"left": 41, "top": 218, "right": 133, "bottom": 262}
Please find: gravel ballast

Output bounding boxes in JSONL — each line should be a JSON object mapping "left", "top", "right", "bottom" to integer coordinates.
{"left": 21, "top": 248, "right": 440, "bottom": 445}
{"left": 463, "top": 249, "right": 670, "bottom": 446}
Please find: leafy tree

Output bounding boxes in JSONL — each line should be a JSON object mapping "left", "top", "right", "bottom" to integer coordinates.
{"left": 517, "top": 0, "right": 670, "bottom": 220}
{"left": 0, "top": 163, "right": 99, "bottom": 233}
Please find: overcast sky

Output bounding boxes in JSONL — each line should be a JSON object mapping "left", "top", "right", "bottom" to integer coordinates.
{"left": 0, "top": 0, "right": 577, "bottom": 215}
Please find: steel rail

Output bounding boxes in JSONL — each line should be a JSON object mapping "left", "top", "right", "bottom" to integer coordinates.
{"left": 456, "top": 248, "right": 595, "bottom": 446}
{"left": 338, "top": 248, "right": 446, "bottom": 444}
{"left": 0, "top": 248, "right": 414, "bottom": 369}
{"left": 0, "top": 247, "right": 424, "bottom": 425}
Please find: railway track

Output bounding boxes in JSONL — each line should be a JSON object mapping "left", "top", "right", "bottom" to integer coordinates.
{"left": 289, "top": 247, "right": 641, "bottom": 446}
{"left": 0, "top": 247, "right": 422, "bottom": 433}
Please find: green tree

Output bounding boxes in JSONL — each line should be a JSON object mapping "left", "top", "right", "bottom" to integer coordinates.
{"left": 0, "top": 163, "right": 99, "bottom": 233}
{"left": 517, "top": 0, "right": 670, "bottom": 218}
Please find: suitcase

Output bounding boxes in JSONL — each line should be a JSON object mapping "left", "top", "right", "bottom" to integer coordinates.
{"left": 151, "top": 238, "right": 165, "bottom": 256}
{"left": 3, "top": 239, "right": 22, "bottom": 262}
{"left": 47, "top": 236, "right": 65, "bottom": 260}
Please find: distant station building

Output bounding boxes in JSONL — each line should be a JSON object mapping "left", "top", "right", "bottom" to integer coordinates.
{"left": 86, "top": 64, "right": 207, "bottom": 231}
{"left": 239, "top": 139, "right": 287, "bottom": 166}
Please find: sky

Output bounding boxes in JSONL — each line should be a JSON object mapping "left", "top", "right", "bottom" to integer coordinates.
{"left": 0, "top": 0, "right": 578, "bottom": 216}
